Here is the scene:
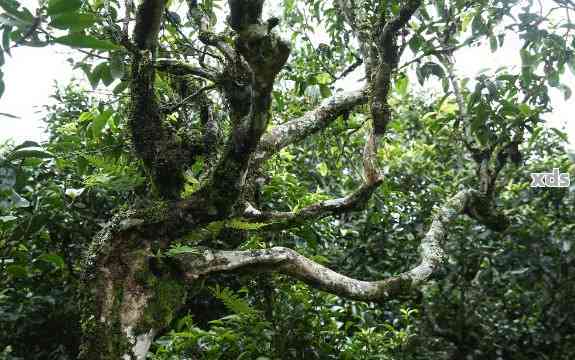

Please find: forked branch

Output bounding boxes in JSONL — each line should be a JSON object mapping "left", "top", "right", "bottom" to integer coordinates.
{"left": 242, "top": 178, "right": 383, "bottom": 231}
{"left": 176, "top": 189, "right": 498, "bottom": 301}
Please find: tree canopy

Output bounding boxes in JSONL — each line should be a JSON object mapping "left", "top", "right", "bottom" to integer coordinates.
{"left": 0, "top": 0, "right": 574, "bottom": 359}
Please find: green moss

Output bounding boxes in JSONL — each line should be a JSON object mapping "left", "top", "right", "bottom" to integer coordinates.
{"left": 133, "top": 257, "right": 187, "bottom": 335}
{"left": 78, "top": 279, "right": 133, "bottom": 360}
{"left": 134, "top": 277, "right": 187, "bottom": 335}
{"left": 135, "top": 200, "right": 169, "bottom": 223}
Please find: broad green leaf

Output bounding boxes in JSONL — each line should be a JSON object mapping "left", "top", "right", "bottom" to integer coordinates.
{"left": 12, "top": 140, "right": 39, "bottom": 150}
{"left": 88, "top": 62, "right": 114, "bottom": 88}
{"left": 489, "top": 35, "right": 498, "bottom": 52}
{"left": 50, "top": 13, "right": 99, "bottom": 31}
{"left": 7, "top": 146, "right": 54, "bottom": 160}
{"left": 100, "top": 64, "right": 114, "bottom": 86}
{"left": 166, "top": 245, "right": 200, "bottom": 257}
{"left": 6, "top": 264, "right": 27, "bottom": 278}
{"left": 395, "top": 74, "right": 408, "bottom": 96}
{"left": 113, "top": 80, "right": 129, "bottom": 94}
{"left": 109, "top": 52, "right": 124, "bottom": 79}
{"left": 317, "top": 162, "right": 328, "bottom": 177}
{"left": 319, "top": 84, "right": 332, "bottom": 98}
{"left": 558, "top": 84, "right": 572, "bottom": 100}
{"left": 0, "top": 13, "right": 31, "bottom": 28}
{"left": 47, "top": 0, "right": 82, "bottom": 15}
{"left": 2, "top": 27, "right": 11, "bottom": 55}
{"left": 0, "top": 0, "right": 34, "bottom": 23}
{"left": 91, "top": 110, "right": 112, "bottom": 137}
{"left": 39, "top": 253, "right": 65, "bottom": 269}
{"left": 416, "top": 62, "right": 445, "bottom": 85}
{"left": 54, "top": 34, "right": 119, "bottom": 50}
{"left": 316, "top": 72, "right": 331, "bottom": 85}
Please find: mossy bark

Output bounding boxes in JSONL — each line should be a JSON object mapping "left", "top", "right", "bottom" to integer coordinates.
{"left": 78, "top": 230, "right": 187, "bottom": 360}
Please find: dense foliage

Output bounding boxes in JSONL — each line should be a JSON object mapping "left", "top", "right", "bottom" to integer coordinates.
{"left": 1, "top": 0, "right": 574, "bottom": 359}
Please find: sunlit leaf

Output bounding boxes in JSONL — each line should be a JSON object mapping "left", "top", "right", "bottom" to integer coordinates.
{"left": 54, "top": 34, "right": 119, "bottom": 50}
{"left": 50, "top": 13, "right": 99, "bottom": 31}
{"left": 7, "top": 146, "right": 54, "bottom": 160}
{"left": 47, "top": 0, "right": 82, "bottom": 16}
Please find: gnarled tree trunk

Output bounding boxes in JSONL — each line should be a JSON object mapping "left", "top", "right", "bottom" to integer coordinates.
{"left": 76, "top": 0, "right": 513, "bottom": 358}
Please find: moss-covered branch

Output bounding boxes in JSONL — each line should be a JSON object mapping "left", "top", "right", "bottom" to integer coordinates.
{"left": 242, "top": 178, "right": 383, "bottom": 231}
{"left": 175, "top": 189, "right": 506, "bottom": 302}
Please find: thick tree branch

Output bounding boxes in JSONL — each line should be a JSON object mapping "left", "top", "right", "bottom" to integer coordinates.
{"left": 242, "top": 178, "right": 383, "bottom": 230}
{"left": 133, "top": 0, "right": 165, "bottom": 51}
{"left": 155, "top": 59, "right": 218, "bottom": 82}
{"left": 380, "top": 0, "right": 422, "bottom": 43}
{"left": 254, "top": 88, "right": 369, "bottom": 162}
{"left": 187, "top": 0, "right": 235, "bottom": 61}
{"left": 185, "top": 0, "right": 290, "bottom": 217}
{"left": 175, "top": 189, "right": 502, "bottom": 301}
{"left": 371, "top": 0, "right": 422, "bottom": 135}
{"left": 129, "top": 0, "right": 193, "bottom": 199}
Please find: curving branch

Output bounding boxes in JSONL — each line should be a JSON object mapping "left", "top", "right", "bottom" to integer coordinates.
{"left": 175, "top": 189, "right": 491, "bottom": 302}
{"left": 371, "top": 0, "right": 422, "bottom": 135}
{"left": 242, "top": 178, "right": 383, "bottom": 230}
{"left": 380, "top": 0, "right": 423, "bottom": 42}
{"left": 155, "top": 59, "right": 218, "bottom": 82}
{"left": 254, "top": 88, "right": 369, "bottom": 162}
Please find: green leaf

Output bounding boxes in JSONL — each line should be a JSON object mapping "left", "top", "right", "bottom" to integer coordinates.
{"left": 47, "top": 0, "right": 82, "bottom": 15}
{"left": 558, "top": 84, "right": 572, "bottom": 100}
{"left": 316, "top": 72, "right": 331, "bottom": 85}
{"left": 226, "top": 218, "right": 268, "bottom": 230}
{"left": 50, "top": 13, "right": 99, "bottom": 31}
{"left": 109, "top": 52, "right": 124, "bottom": 79}
{"left": 6, "top": 264, "right": 27, "bottom": 278}
{"left": 0, "top": 0, "right": 34, "bottom": 23}
{"left": 395, "top": 74, "right": 408, "bottom": 96}
{"left": 319, "top": 84, "right": 332, "bottom": 98}
{"left": 166, "top": 244, "right": 200, "bottom": 257}
{"left": 2, "top": 27, "right": 11, "bottom": 55}
{"left": 489, "top": 35, "right": 498, "bottom": 52}
{"left": 317, "top": 162, "right": 328, "bottom": 177}
{"left": 416, "top": 62, "right": 445, "bottom": 85}
{"left": 39, "top": 253, "right": 65, "bottom": 269}
{"left": 0, "top": 13, "right": 30, "bottom": 28}
{"left": 54, "top": 34, "right": 119, "bottom": 50}
{"left": 100, "top": 64, "right": 114, "bottom": 86}
{"left": 409, "top": 33, "right": 423, "bottom": 53}
{"left": 7, "top": 146, "right": 54, "bottom": 160}
{"left": 91, "top": 110, "right": 111, "bottom": 137}
{"left": 113, "top": 80, "right": 129, "bottom": 94}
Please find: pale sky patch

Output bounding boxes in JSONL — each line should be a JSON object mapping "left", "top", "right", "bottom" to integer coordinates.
{"left": 0, "top": 0, "right": 573, "bottom": 147}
